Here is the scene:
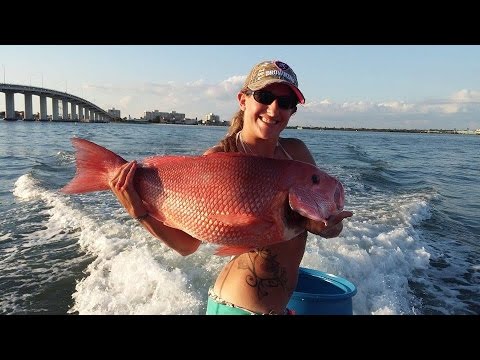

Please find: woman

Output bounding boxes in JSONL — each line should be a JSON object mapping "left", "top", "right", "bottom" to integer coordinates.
{"left": 109, "top": 60, "right": 353, "bottom": 315}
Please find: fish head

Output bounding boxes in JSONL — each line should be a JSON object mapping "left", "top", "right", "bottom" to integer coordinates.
{"left": 287, "top": 164, "right": 345, "bottom": 224}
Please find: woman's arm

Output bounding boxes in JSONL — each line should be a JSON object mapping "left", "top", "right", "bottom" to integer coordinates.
{"left": 109, "top": 161, "right": 201, "bottom": 256}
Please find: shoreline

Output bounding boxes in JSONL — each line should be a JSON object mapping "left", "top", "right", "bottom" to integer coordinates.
{"left": 286, "top": 126, "right": 480, "bottom": 135}
{"left": 2, "top": 118, "right": 479, "bottom": 135}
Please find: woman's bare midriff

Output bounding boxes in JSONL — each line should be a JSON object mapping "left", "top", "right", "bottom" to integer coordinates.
{"left": 212, "top": 231, "right": 307, "bottom": 314}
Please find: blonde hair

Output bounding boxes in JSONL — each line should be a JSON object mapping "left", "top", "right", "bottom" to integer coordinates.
{"left": 219, "top": 109, "right": 244, "bottom": 152}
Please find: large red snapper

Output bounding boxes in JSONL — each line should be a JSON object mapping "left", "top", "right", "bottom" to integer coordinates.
{"left": 61, "top": 138, "right": 345, "bottom": 255}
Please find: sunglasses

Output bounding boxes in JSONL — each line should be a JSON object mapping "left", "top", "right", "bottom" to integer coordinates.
{"left": 245, "top": 90, "right": 297, "bottom": 110}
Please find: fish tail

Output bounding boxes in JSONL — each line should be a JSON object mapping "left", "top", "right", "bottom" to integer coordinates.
{"left": 61, "top": 138, "right": 127, "bottom": 194}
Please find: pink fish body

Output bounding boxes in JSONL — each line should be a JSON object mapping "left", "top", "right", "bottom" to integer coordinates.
{"left": 61, "top": 138, "right": 345, "bottom": 255}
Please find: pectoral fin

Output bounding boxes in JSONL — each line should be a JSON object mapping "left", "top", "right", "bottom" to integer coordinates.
{"left": 208, "top": 213, "right": 276, "bottom": 233}
{"left": 144, "top": 203, "right": 167, "bottom": 223}
{"left": 214, "top": 245, "right": 255, "bottom": 256}
{"left": 209, "top": 213, "right": 277, "bottom": 243}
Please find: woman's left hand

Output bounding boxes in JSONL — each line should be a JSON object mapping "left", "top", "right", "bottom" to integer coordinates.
{"left": 306, "top": 210, "right": 353, "bottom": 238}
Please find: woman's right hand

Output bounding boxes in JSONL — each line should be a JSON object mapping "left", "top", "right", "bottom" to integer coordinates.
{"left": 109, "top": 161, "right": 202, "bottom": 256}
{"left": 109, "top": 161, "right": 147, "bottom": 219}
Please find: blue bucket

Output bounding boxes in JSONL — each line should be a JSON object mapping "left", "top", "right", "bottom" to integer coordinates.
{"left": 287, "top": 267, "right": 357, "bottom": 315}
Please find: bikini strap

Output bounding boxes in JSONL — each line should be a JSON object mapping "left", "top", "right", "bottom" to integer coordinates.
{"left": 277, "top": 138, "right": 293, "bottom": 160}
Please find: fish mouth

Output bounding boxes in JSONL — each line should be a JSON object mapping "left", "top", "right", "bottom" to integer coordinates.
{"left": 288, "top": 188, "right": 338, "bottom": 225}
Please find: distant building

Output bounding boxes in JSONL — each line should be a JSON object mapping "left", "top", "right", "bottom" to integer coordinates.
{"left": 202, "top": 112, "right": 229, "bottom": 126}
{"left": 456, "top": 129, "right": 477, "bottom": 135}
{"left": 184, "top": 117, "right": 198, "bottom": 125}
{"left": 144, "top": 110, "right": 170, "bottom": 122}
{"left": 108, "top": 108, "right": 121, "bottom": 119}
{"left": 141, "top": 109, "right": 226, "bottom": 126}
{"left": 169, "top": 111, "right": 186, "bottom": 124}
{"left": 144, "top": 110, "right": 186, "bottom": 124}
{"left": 203, "top": 112, "right": 220, "bottom": 125}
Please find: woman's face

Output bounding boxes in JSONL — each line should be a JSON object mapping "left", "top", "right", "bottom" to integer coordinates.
{"left": 239, "top": 83, "right": 297, "bottom": 140}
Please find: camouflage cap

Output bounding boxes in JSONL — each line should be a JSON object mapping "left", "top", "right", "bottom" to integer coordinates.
{"left": 243, "top": 60, "right": 305, "bottom": 104}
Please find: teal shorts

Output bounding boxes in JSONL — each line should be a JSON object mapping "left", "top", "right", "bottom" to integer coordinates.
{"left": 206, "top": 296, "right": 258, "bottom": 315}
{"left": 206, "top": 289, "right": 260, "bottom": 315}
{"left": 206, "top": 289, "right": 294, "bottom": 315}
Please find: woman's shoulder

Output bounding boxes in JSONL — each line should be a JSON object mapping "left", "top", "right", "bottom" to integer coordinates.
{"left": 279, "top": 137, "right": 307, "bottom": 148}
{"left": 279, "top": 137, "right": 316, "bottom": 165}
{"left": 203, "top": 144, "right": 225, "bottom": 155}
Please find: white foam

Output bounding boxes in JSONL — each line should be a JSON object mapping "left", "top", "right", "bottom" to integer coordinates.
{"left": 13, "top": 174, "right": 42, "bottom": 201}
{"left": 70, "top": 245, "right": 203, "bottom": 314}
{"left": 12, "top": 173, "right": 228, "bottom": 314}
{"left": 301, "top": 191, "right": 433, "bottom": 315}
{"left": 11, "top": 173, "right": 436, "bottom": 315}
{"left": 0, "top": 232, "right": 12, "bottom": 242}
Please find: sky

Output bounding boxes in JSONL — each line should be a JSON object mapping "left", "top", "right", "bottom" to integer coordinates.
{"left": 1, "top": 45, "right": 480, "bottom": 130}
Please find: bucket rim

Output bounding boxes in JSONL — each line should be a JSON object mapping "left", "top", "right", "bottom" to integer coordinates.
{"left": 292, "top": 267, "right": 357, "bottom": 300}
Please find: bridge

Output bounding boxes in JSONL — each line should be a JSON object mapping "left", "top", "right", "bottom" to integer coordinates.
{"left": 0, "top": 83, "right": 114, "bottom": 122}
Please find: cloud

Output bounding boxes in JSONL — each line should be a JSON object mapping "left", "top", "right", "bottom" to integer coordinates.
{"left": 71, "top": 78, "right": 480, "bottom": 129}
{"left": 82, "top": 83, "right": 115, "bottom": 91}
{"left": 118, "top": 96, "right": 133, "bottom": 109}
{"left": 302, "top": 89, "right": 480, "bottom": 123}
{"left": 451, "top": 89, "right": 480, "bottom": 102}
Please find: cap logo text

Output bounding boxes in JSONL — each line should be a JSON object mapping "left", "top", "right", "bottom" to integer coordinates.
{"left": 264, "top": 69, "right": 296, "bottom": 84}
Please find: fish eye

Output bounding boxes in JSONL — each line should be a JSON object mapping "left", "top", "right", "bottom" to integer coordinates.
{"left": 312, "top": 174, "right": 319, "bottom": 184}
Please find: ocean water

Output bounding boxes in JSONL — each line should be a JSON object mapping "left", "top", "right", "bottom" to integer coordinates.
{"left": 0, "top": 121, "right": 478, "bottom": 315}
